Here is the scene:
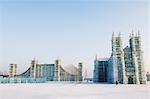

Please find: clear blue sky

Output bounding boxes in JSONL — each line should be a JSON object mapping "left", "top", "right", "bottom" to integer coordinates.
{"left": 0, "top": 0, "right": 149, "bottom": 77}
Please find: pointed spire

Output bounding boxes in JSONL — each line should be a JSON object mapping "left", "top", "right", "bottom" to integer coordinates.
{"left": 136, "top": 30, "right": 140, "bottom": 37}
{"left": 136, "top": 31, "right": 138, "bottom": 37}
{"left": 112, "top": 32, "right": 115, "bottom": 41}
{"left": 130, "top": 30, "right": 134, "bottom": 38}
{"left": 112, "top": 32, "right": 115, "bottom": 38}
{"left": 112, "top": 32, "right": 115, "bottom": 36}
{"left": 95, "top": 54, "right": 98, "bottom": 60}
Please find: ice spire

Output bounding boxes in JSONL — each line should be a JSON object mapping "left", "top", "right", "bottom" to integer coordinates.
{"left": 130, "top": 30, "right": 134, "bottom": 38}
{"left": 112, "top": 32, "right": 115, "bottom": 38}
{"left": 136, "top": 30, "right": 140, "bottom": 37}
{"left": 95, "top": 54, "right": 98, "bottom": 60}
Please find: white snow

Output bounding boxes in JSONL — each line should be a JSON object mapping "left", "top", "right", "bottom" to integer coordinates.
{"left": 0, "top": 82, "right": 150, "bottom": 99}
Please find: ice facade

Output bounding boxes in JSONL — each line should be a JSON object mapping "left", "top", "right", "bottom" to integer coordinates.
{"left": 94, "top": 32, "right": 147, "bottom": 84}
{"left": 0, "top": 59, "right": 83, "bottom": 83}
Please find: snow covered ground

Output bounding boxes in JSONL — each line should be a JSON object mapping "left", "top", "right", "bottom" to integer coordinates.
{"left": 0, "top": 82, "right": 150, "bottom": 99}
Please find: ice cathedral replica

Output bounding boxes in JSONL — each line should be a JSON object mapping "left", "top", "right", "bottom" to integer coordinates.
{"left": 94, "top": 31, "right": 147, "bottom": 84}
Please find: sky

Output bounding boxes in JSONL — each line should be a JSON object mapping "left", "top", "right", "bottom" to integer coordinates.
{"left": 0, "top": 0, "right": 149, "bottom": 77}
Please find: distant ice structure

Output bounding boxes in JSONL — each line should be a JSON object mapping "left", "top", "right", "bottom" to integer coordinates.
{"left": 0, "top": 59, "right": 83, "bottom": 83}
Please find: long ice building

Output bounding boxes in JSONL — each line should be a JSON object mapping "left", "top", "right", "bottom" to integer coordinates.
{"left": 17, "top": 58, "right": 83, "bottom": 82}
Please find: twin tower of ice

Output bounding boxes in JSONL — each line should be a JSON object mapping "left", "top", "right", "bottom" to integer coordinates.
{"left": 94, "top": 31, "right": 147, "bottom": 84}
